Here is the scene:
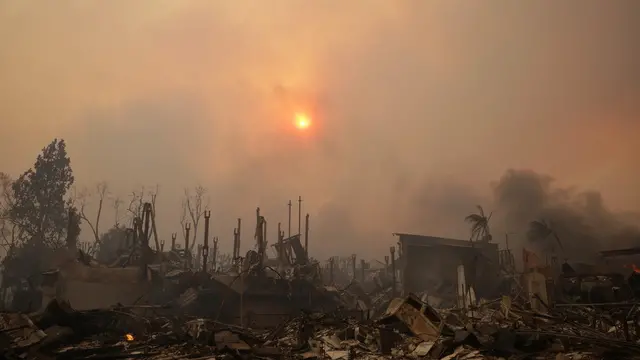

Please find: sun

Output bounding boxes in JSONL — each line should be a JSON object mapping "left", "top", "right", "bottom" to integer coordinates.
{"left": 294, "top": 113, "right": 311, "bottom": 130}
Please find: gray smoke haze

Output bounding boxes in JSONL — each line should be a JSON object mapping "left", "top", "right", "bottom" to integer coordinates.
{"left": 493, "top": 170, "right": 640, "bottom": 261}
{"left": 1, "top": 1, "right": 639, "bottom": 260}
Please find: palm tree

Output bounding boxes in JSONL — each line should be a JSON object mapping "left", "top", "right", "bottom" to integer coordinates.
{"left": 527, "top": 219, "right": 565, "bottom": 255}
{"left": 465, "top": 205, "right": 493, "bottom": 242}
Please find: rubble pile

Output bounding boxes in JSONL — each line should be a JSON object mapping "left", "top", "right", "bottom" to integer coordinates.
{"left": 4, "top": 294, "right": 640, "bottom": 360}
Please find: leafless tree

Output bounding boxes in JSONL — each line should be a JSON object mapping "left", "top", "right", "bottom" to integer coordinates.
{"left": 127, "top": 186, "right": 145, "bottom": 225}
{"left": 77, "top": 182, "right": 108, "bottom": 244}
{"left": 125, "top": 185, "right": 160, "bottom": 249}
{"left": 181, "top": 186, "right": 209, "bottom": 251}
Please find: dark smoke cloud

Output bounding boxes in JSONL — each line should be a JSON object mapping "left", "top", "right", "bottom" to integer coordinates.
{"left": 493, "top": 169, "right": 640, "bottom": 261}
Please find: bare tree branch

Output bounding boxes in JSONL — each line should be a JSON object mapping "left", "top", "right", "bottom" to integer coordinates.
{"left": 183, "top": 185, "right": 209, "bottom": 251}
{"left": 77, "top": 182, "right": 108, "bottom": 243}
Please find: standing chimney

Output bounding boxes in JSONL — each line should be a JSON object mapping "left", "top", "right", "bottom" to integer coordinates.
{"left": 384, "top": 256, "right": 389, "bottom": 274}
{"left": 304, "top": 214, "right": 310, "bottom": 257}
{"left": 171, "top": 233, "right": 176, "bottom": 251}
{"left": 360, "top": 259, "right": 366, "bottom": 283}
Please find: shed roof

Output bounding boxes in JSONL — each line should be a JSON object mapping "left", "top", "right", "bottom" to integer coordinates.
{"left": 393, "top": 233, "right": 498, "bottom": 250}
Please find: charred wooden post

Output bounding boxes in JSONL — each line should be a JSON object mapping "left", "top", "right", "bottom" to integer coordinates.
{"left": 351, "top": 254, "right": 357, "bottom": 281}
{"left": 304, "top": 214, "right": 310, "bottom": 257}
{"left": 203, "top": 211, "right": 211, "bottom": 272}
{"left": 361, "top": 259, "right": 366, "bottom": 283}
{"left": 390, "top": 246, "right": 397, "bottom": 297}
{"left": 171, "top": 233, "right": 176, "bottom": 251}
{"left": 212, "top": 237, "right": 218, "bottom": 270}
{"left": 184, "top": 223, "right": 191, "bottom": 269}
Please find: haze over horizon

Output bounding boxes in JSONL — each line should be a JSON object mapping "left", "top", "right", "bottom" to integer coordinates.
{"left": 1, "top": 1, "right": 639, "bottom": 260}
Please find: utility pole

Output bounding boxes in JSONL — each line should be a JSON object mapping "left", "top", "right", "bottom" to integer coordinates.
{"left": 287, "top": 200, "right": 292, "bottom": 238}
{"left": 304, "top": 214, "right": 310, "bottom": 256}
{"left": 297, "top": 196, "right": 302, "bottom": 235}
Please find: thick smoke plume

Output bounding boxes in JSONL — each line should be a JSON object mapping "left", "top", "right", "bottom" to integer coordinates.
{"left": 493, "top": 169, "right": 640, "bottom": 261}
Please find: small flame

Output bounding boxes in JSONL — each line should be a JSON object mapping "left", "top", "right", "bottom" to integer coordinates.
{"left": 625, "top": 264, "right": 640, "bottom": 274}
{"left": 125, "top": 333, "right": 134, "bottom": 341}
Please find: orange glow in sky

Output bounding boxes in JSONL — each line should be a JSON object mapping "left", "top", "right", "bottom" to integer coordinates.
{"left": 294, "top": 113, "right": 311, "bottom": 130}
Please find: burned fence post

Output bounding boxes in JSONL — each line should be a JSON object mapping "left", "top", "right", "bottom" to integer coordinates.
{"left": 184, "top": 222, "right": 191, "bottom": 270}
{"left": 390, "top": 246, "right": 397, "bottom": 297}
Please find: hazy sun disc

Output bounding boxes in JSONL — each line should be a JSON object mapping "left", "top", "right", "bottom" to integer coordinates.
{"left": 294, "top": 113, "right": 311, "bottom": 129}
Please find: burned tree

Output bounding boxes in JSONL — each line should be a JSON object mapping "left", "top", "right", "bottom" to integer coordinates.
{"left": 126, "top": 185, "right": 160, "bottom": 250}
{"left": 181, "top": 185, "right": 209, "bottom": 251}
{"left": 77, "top": 182, "right": 108, "bottom": 246}
{"left": 464, "top": 205, "right": 492, "bottom": 242}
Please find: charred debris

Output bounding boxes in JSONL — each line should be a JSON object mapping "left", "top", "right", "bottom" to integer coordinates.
{"left": 3, "top": 201, "right": 640, "bottom": 359}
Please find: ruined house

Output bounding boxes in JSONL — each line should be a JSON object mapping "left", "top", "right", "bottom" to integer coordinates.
{"left": 394, "top": 233, "right": 502, "bottom": 303}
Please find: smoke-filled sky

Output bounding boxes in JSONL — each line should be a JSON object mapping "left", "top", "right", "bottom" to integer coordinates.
{"left": 1, "top": 1, "right": 639, "bottom": 260}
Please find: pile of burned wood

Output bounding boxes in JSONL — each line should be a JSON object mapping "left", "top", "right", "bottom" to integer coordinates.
{"left": 3, "top": 295, "right": 640, "bottom": 360}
